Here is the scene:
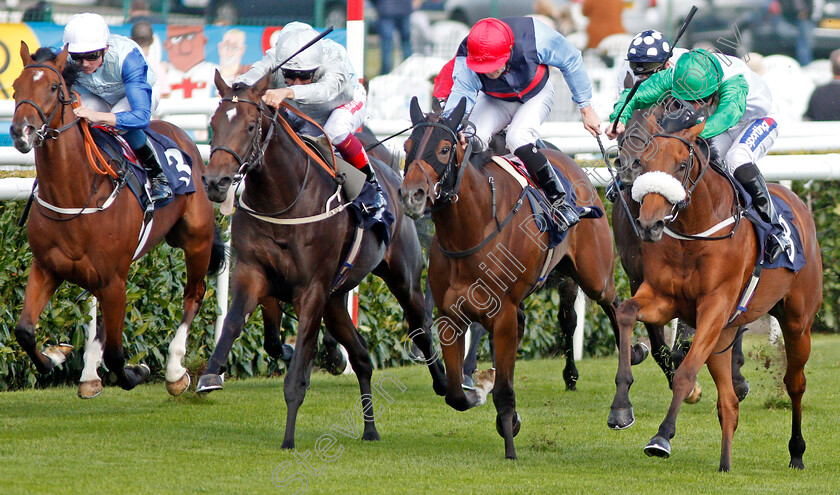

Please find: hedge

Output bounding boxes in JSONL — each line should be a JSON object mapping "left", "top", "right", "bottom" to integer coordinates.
{"left": 0, "top": 179, "right": 836, "bottom": 390}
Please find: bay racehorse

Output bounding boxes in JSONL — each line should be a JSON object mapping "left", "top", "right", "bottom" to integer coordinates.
{"left": 9, "top": 43, "right": 225, "bottom": 398}
{"left": 612, "top": 103, "right": 821, "bottom": 471}
{"left": 198, "top": 71, "right": 446, "bottom": 449}
{"left": 399, "top": 97, "right": 645, "bottom": 459}
{"left": 608, "top": 108, "right": 751, "bottom": 424}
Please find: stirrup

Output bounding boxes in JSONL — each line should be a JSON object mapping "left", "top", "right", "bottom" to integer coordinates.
{"left": 550, "top": 198, "right": 580, "bottom": 230}
{"left": 149, "top": 176, "right": 172, "bottom": 203}
{"left": 364, "top": 182, "right": 386, "bottom": 212}
{"left": 765, "top": 232, "right": 790, "bottom": 263}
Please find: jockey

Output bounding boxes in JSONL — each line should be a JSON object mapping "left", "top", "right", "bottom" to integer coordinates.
{"left": 444, "top": 17, "right": 601, "bottom": 231}
{"left": 615, "top": 29, "right": 688, "bottom": 95}
{"left": 237, "top": 22, "right": 385, "bottom": 211}
{"left": 608, "top": 49, "right": 791, "bottom": 263}
{"left": 63, "top": 13, "right": 171, "bottom": 202}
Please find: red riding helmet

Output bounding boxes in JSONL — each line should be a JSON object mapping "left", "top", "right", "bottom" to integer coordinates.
{"left": 466, "top": 18, "right": 514, "bottom": 73}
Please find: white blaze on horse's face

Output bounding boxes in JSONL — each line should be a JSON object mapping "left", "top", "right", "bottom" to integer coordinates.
{"left": 631, "top": 171, "right": 687, "bottom": 205}
{"left": 32, "top": 70, "right": 44, "bottom": 82}
{"left": 226, "top": 107, "right": 237, "bottom": 122}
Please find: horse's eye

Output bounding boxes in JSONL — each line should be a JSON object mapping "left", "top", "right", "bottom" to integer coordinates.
{"left": 50, "top": 84, "right": 59, "bottom": 93}
{"left": 248, "top": 123, "right": 256, "bottom": 133}
{"left": 440, "top": 146, "right": 451, "bottom": 155}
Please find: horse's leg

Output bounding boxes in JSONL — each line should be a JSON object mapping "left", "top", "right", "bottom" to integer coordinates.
{"left": 462, "top": 323, "right": 486, "bottom": 389}
{"left": 780, "top": 316, "right": 812, "bottom": 469}
{"left": 706, "top": 344, "right": 739, "bottom": 472}
{"left": 100, "top": 280, "right": 150, "bottom": 390}
{"left": 377, "top": 248, "right": 447, "bottom": 397}
{"left": 670, "top": 321, "right": 703, "bottom": 404}
{"left": 556, "top": 277, "right": 579, "bottom": 391}
{"left": 282, "top": 286, "right": 327, "bottom": 449}
{"left": 262, "top": 297, "right": 285, "bottom": 359}
{"left": 197, "top": 268, "right": 266, "bottom": 392}
{"left": 439, "top": 319, "right": 487, "bottom": 410}
{"left": 646, "top": 322, "right": 676, "bottom": 389}
{"left": 323, "top": 295, "right": 379, "bottom": 441}
{"left": 612, "top": 289, "right": 675, "bottom": 430}
{"left": 731, "top": 327, "right": 750, "bottom": 402}
{"left": 78, "top": 314, "right": 105, "bottom": 399}
{"left": 491, "top": 303, "right": 520, "bottom": 459}
{"left": 644, "top": 301, "right": 729, "bottom": 459}
{"left": 14, "top": 262, "right": 70, "bottom": 373}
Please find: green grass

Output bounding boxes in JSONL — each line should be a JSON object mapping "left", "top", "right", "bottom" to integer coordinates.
{"left": 1, "top": 334, "right": 839, "bottom": 494}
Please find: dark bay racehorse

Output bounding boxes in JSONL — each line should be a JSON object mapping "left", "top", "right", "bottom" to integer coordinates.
{"left": 9, "top": 43, "right": 224, "bottom": 398}
{"left": 613, "top": 107, "right": 821, "bottom": 471}
{"left": 198, "top": 71, "right": 446, "bottom": 449}
{"left": 399, "top": 97, "right": 644, "bottom": 459}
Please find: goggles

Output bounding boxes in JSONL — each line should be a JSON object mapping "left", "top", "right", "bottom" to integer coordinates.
{"left": 70, "top": 50, "right": 104, "bottom": 62}
{"left": 282, "top": 68, "right": 316, "bottom": 81}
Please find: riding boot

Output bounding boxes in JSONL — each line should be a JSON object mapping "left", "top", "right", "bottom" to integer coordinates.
{"left": 360, "top": 163, "right": 387, "bottom": 212}
{"left": 733, "top": 162, "right": 791, "bottom": 263}
{"left": 134, "top": 138, "right": 172, "bottom": 203}
{"left": 514, "top": 143, "right": 580, "bottom": 231}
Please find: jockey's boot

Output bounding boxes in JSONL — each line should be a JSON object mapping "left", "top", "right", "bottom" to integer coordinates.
{"left": 734, "top": 162, "right": 791, "bottom": 263}
{"left": 360, "top": 163, "right": 387, "bottom": 212}
{"left": 515, "top": 143, "right": 580, "bottom": 231}
{"left": 135, "top": 138, "right": 172, "bottom": 203}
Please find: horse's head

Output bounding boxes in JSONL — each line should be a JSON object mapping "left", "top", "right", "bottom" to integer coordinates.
{"left": 631, "top": 103, "right": 708, "bottom": 242}
{"left": 10, "top": 42, "right": 74, "bottom": 153}
{"left": 398, "top": 96, "right": 467, "bottom": 219}
{"left": 205, "top": 69, "right": 271, "bottom": 203}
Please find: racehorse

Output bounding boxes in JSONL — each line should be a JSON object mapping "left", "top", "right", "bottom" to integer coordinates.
{"left": 612, "top": 102, "right": 821, "bottom": 471}
{"left": 9, "top": 43, "right": 225, "bottom": 398}
{"left": 608, "top": 108, "right": 751, "bottom": 424}
{"left": 198, "top": 71, "right": 446, "bottom": 449}
{"left": 399, "top": 97, "right": 645, "bottom": 459}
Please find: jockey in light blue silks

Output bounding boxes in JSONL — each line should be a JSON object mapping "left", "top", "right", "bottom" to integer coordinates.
{"left": 64, "top": 13, "right": 171, "bottom": 202}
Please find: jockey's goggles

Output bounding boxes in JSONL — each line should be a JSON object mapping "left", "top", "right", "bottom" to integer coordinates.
{"left": 630, "top": 61, "right": 663, "bottom": 76}
{"left": 282, "top": 68, "right": 316, "bottom": 81}
{"left": 70, "top": 50, "right": 104, "bottom": 62}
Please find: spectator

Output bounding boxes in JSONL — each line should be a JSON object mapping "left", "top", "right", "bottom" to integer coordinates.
{"left": 804, "top": 48, "right": 840, "bottom": 121}
{"left": 775, "top": 0, "right": 818, "bottom": 66}
{"left": 532, "top": 0, "right": 576, "bottom": 35}
{"left": 126, "top": 0, "right": 163, "bottom": 24}
{"left": 22, "top": 1, "right": 52, "bottom": 22}
{"left": 131, "top": 21, "right": 169, "bottom": 96}
{"left": 582, "top": 0, "right": 625, "bottom": 50}
{"left": 373, "top": 0, "right": 414, "bottom": 74}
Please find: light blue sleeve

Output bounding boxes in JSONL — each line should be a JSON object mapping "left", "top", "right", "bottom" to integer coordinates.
{"left": 532, "top": 18, "right": 592, "bottom": 108}
{"left": 442, "top": 56, "right": 482, "bottom": 117}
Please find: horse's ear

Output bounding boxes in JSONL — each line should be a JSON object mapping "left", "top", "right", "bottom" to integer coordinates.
{"left": 20, "top": 41, "right": 33, "bottom": 65}
{"left": 685, "top": 119, "right": 706, "bottom": 141}
{"left": 252, "top": 72, "right": 272, "bottom": 96}
{"left": 409, "top": 96, "right": 424, "bottom": 125}
{"left": 54, "top": 46, "right": 69, "bottom": 71}
{"left": 447, "top": 97, "right": 467, "bottom": 132}
{"left": 214, "top": 69, "right": 230, "bottom": 96}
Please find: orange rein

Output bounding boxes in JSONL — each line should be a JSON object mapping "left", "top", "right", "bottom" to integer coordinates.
{"left": 278, "top": 101, "right": 337, "bottom": 178}
{"left": 71, "top": 93, "right": 120, "bottom": 179}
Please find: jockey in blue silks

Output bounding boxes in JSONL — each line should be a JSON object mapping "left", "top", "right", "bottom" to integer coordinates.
{"left": 64, "top": 12, "right": 171, "bottom": 202}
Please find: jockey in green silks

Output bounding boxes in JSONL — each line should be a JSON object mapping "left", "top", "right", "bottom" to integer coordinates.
{"left": 607, "top": 49, "right": 791, "bottom": 263}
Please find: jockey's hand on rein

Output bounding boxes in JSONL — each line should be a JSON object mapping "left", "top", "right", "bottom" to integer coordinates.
{"left": 262, "top": 87, "right": 295, "bottom": 108}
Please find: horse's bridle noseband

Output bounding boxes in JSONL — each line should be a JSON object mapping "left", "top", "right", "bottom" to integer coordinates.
{"left": 649, "top": 132, "right": 704, "bottom": 221}
{"left": 15, "top": 63, "right": 79, "bottom": 146}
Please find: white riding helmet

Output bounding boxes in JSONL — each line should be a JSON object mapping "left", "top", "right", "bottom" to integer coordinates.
{"left": 64, "top": 13, "right": 110, "bottom": 54}
{"left": 275, "top": 22, "right": 323, "bottom": 72}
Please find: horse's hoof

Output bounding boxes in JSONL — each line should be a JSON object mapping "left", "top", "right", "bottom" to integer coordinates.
{"left": 734, "top": 380, "right": 750, "bottom": 402}
{"left": 631, "top": 342, "right": 650, "bottom": 366}
{"left": 684, "top": 381, "right": 703, "bottom": 404}
{"left": 166, "top": 372, "right": 191, "bottom": 396}
{"left": 44, "top": 343, "right": 74, "bottom": 365}
{"left": 134, "top": 364, "right": 151, "bottom": 382}
{"left": 644, "top": 436, "right": 671, "bottom": 458}
{"left": 280, "top": 343, "right": 295, "bottom": 366}
{"left": 196, "top": 374, "right": 224, "bottom": 394}
{"left": 472, "top": 368, "right": 495, "bottom": 406}
{"left": 362, "top": 430, "right": 381, "bottom": 442}
{"left": 78, "top": 379, "right": 103, "bottom": 399}
{"left": 496, "top": 412, "right": 522, "bottom": 438}
{"left": 789, "top": 458, "right": 804, "bottom": 470}
{"left": 462, "top": 374, "right": 475, "bottom": 391}
{"left": 608, "top": 407, "right": 635, "bottom": 430}
{"left": 317, "top": 345, "right": 347, "bottom": 376}
{"left": 563, "top": 368, "right": 578, "bottom": 391}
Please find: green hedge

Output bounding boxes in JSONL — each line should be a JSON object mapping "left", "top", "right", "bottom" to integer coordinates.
{"left": 1, "top": 180, "right": 837, "bottom": 390}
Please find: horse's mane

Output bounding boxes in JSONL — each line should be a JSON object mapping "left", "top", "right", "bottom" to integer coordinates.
{"left": 32, "top": 47, "right": 82, "bottom": 88}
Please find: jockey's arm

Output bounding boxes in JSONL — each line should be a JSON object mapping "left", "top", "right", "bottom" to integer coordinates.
{"left": 533, "top": 19, "right": 593, "bottom": 112}
{"left": 443, "top": 56, "right": 480, "bottom": 117}
{"left": 610, "top": 68, "right": 673, "bottom": 125}
{"left": 114, "top": 50, "right": 153, "bottom": 130}
{"left": 236, "top": 47, "right": 277, "bottom": 86}
{"left": 699, "top": 75, "right": 748, "bottom": 139}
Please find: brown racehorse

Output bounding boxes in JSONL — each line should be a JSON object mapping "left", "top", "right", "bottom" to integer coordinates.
{"left": 198, "top": 72, "right": 446, "bottom": 449}
{"left": 399, "top": 97, "right": 644, "bottom": 459}
{"left": 612, "top": 106, "right": 821, "bottom": 471}
{"left": 9, "top": 43, "right": 224, "bottom": 398}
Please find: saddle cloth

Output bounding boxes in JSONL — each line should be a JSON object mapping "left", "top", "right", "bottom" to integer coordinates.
{"left": 90, "top": 126, "right": 196, "bottom": 211}
{"left": 491, "top": 154, "right": 603, "bottom": 248}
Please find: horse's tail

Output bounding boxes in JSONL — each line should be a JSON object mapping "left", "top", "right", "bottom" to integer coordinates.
{"left": 207, "top": 223, "right": 227, "bottom": 276}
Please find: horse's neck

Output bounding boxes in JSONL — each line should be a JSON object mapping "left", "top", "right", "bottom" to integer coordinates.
{"left": 35, "top": 117, "right": 98, "bottom": 204}
{"left": 431, "top": 162, "right": 494, "bottom": 251}
{"left": 676, "top": 167, "right": 737, "bottom": 233}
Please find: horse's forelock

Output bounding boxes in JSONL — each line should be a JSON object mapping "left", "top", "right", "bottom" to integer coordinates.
{"left": 28, "top": 47, "right": 80, "bottom": 89}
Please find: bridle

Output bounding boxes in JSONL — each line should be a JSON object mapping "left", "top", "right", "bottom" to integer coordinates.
{"left": 209, "top": 95, "right": 276, "bottom": 182}
{"left": 404, "top": 119, "right": 472, "bottom": 206}
{"left": 14, "top": 63, "right": 80, "bottom": 146}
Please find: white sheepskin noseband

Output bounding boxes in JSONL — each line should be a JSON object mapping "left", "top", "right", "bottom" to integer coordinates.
{"left": 631, "top": 171, "right": 687, "bottom": 204}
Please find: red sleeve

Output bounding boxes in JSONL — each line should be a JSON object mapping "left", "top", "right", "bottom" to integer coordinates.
{"left": 433, "top": 57, "right": 456, "bottom": 101}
